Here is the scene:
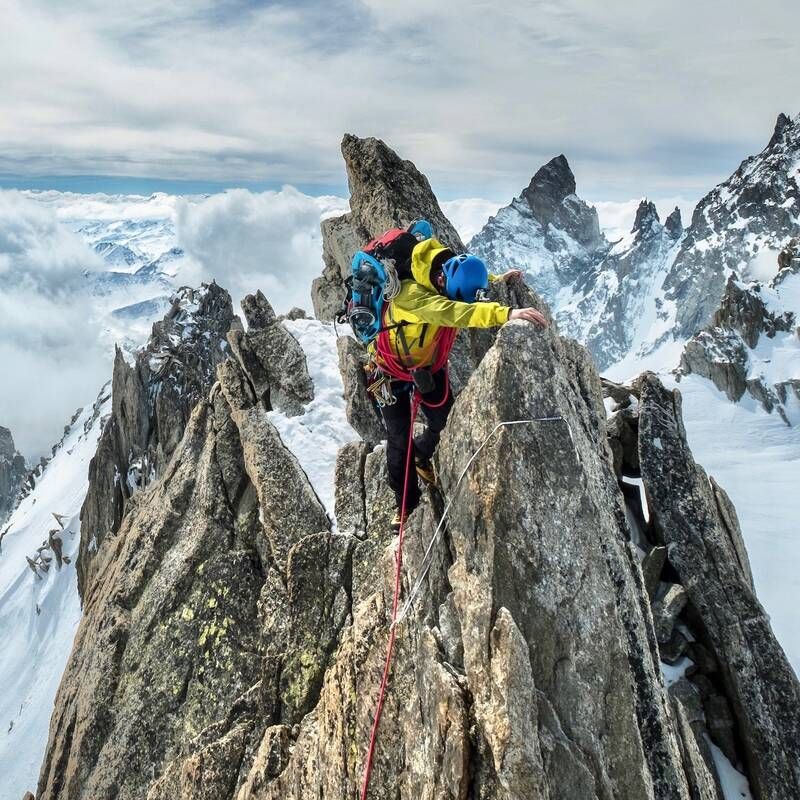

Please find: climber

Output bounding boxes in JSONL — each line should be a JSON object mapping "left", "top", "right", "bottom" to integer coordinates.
{"left": 368, "top": 237, "right": 548, "bottom": 529}
{"left": 777, "top": 238, "right": 798, "bottom": 271}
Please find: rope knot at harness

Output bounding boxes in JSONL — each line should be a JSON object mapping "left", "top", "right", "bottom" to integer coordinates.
{"left": 358, "top": 411, "right": 578, "bottom": 799}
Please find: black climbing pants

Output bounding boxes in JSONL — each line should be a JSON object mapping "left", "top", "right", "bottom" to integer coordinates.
{"left": 380, "top": 368, "right": 454, "bottom": 512}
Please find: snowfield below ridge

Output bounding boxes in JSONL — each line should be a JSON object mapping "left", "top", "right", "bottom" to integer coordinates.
{"left": 268, "top": 317, "right": 359, "bottom": 521}
{"left": 0, "top": 387, "right": 110, "bottom": 800}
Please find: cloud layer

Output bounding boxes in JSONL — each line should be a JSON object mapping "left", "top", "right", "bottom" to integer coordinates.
{"left": 0, "top": 191, "right": 110, "bottom": 460}
{"left": 176, "top": 187, "right": 347, "bottom": 312}
{"left": 2, "top": 1, "right": 798, "bottom": 200}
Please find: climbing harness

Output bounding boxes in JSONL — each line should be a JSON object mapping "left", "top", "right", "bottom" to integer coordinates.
{"left": 359, "top": 412, "right": 578, "bottom": 799}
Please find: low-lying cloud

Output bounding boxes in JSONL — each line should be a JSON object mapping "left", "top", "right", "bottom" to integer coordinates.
{"left": 176, "top": 187, "right": 347, "bottom": 313}
{"left": 441, "top": 198, "right": 504, "bottom": 243}
{"left": 0, "top": 191, "right": 110, "bottom": 460}
{"left": 0, "top": 186, "right": 351, "bottom": 460}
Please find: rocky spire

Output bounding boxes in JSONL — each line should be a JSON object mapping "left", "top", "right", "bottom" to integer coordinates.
{"left": 665, "top": 206, "right": 683, "bottom": 239}
{"left": 340, "top": 134, "right": 464, "bottom": 251}
{"left": 0, "top": 426, "right": 26, "bottom": 527}
{"left": 632, "top": 199, "right": 661, "bottom": 237}
{"left": 77, "top": 283, "right": 237, "bottom": 602}
{"left": 521, "top": 153, "right": 576, "bottom": 224}
{"left": 768, "top": 111, "right": 792, "bottom": 148}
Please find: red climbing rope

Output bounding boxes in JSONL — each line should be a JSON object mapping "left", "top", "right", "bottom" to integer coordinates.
{"left": 359, "top": 391, "right": 420, "bottom": 800}
{"left": 374, "top": 324, "right": 458, "bottom": 383}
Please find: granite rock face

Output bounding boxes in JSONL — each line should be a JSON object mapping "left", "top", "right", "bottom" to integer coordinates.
{"left": 76, "top": 283, "right": 234, "bottom": 603}
{"left": 637, "top": 372, "right": 800, "bottom": 800}
{"left": 0, "top": 426, "right": 26, "bottom": 527}
{"left": 227, "top": 290, "right": 314, "bottom": 416}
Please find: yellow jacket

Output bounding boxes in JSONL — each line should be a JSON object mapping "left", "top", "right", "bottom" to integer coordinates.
{"left": 375, "top": 238, "right": 510, "bottom": 369}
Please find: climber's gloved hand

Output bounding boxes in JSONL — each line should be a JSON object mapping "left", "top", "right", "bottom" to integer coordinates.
{"left": 509, "top": 307, "right": 548, "bottom": 327}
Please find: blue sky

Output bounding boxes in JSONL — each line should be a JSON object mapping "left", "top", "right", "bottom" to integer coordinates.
{"left": 1, "top": 0, "right": 798, "bottom": 202}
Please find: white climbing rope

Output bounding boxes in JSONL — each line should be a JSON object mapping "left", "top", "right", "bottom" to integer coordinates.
{"left": 393, "top": 415, "right": 578, "bottom": 626}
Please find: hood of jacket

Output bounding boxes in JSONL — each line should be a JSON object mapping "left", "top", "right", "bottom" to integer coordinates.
{"left": 411, "top": 238, "right": 454, "bottom": 292}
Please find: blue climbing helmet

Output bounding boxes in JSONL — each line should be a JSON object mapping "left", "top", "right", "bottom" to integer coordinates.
{"left": 408, "top": 218, "right": 434, "bottom": 241}
{"left": 442, "top": 254, "right": 489, "bottom": 302}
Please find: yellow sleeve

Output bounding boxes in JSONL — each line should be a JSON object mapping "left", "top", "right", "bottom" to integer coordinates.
{"left": 488, "top": 273, "right": 501, "bottom": 282}
{"left": 399, "top": 284, "right": 510, "bottom": 329}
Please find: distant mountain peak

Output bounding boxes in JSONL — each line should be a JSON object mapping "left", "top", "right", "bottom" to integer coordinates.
{"left": 632, "top": 199, "right": 660, "bottom": 236}
{"left": 665, "top": 207, "right": 683, "bottom": 240}
{"left": 768, "top": 111, "right": 793, "bottom": 148}
{"left": 521, "top": 154, "right": 576, "bottom": 223}
{"left": 663, "top": 110, "right": 800, "bottom": 337}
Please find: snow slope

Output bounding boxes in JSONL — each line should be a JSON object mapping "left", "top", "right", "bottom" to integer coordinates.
{"left": 0, "top": 386, "right": 110, "bottom": 799}
{"left": 268, "top": 317, "right": 359, "bottom": 519}
{"left": 664, "top": 372, "right": 800, "bottom": 672}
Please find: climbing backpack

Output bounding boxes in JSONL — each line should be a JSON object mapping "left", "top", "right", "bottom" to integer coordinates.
{"left": 336, "top": 219, "right": 434, "bottom": 344}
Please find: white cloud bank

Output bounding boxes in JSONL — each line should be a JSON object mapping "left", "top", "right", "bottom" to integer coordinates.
{"left": 0, "top": 191, "right": 110, "bottom": 460}
{"left": 176, "top": 187, "right": 347, "bottom": 313}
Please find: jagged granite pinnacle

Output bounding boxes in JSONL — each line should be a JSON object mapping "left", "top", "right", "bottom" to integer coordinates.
{"left": 311, "top": 133, "right": 464, "bottom": 320}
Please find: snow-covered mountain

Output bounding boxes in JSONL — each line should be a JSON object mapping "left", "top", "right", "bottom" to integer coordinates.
{"left": 470, "top": 113, "right": 800, "bottom": 373}
{"left": 469, "top": 157, "right": 684, "bottom": 369}
{"left": 663, "top": 113, "right": 800, "bottom": 340}
{"left": 469, "top": 154, "right": 609, "bottom": 304}
{"left": 559, "top": 199, "right": 684, "bottom": 369}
